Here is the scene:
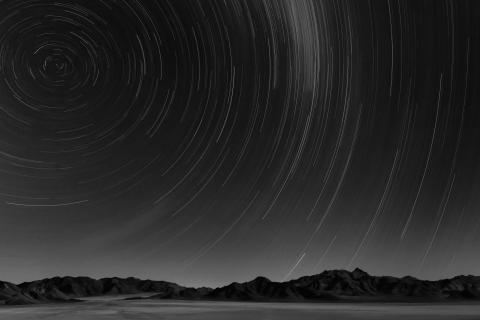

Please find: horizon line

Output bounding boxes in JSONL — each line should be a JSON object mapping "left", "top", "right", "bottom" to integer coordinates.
{"left": 4, "top": 267, "right": 478, "bottom": 288}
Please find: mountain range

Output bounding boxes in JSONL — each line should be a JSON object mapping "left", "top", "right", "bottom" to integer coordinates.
{"left": 2, "top": 268, "right": 480, "bottom": 305}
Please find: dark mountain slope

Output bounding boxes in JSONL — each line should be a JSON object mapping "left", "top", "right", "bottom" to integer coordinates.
{"left": 152, "top": 268, "right": 480, "bottom": 302}
{"left": 2, "top": 269, "right": 480, "bottom": 305}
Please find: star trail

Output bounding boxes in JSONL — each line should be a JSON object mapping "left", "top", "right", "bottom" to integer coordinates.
{"left": 0, "top": 0, "right": 479, "bottom": 287}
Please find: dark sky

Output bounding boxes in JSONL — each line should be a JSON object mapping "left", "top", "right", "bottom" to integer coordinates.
{"left": 0, "top": 0, "right": 479, "bottom": 287}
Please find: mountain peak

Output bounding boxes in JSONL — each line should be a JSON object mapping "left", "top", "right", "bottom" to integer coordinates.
{"left": 352, "top": 268, "right": 369, "bottom": 277}
{"left": 2, "top": 270, "right": 480, "bottom": 305}
{"left": 251, "top": 276, "right": 272, "bottom": 283}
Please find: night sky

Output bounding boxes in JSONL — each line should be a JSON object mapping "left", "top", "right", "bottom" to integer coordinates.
{"left": 0, "top": 0, "right": 479, "bottom": 288}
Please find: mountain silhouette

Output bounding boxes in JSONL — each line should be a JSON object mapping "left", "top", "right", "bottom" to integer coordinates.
{"left": 2, "top": 269, "right": 480, "bottom": 305}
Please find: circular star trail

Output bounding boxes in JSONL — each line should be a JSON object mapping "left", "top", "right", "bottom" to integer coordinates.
{"left": 0, "top": 0, "right": 479, "bottom": 286}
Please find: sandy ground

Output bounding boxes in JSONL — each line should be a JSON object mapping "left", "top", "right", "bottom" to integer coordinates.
{"left": 1, "top": 299, "right": 480, "bottom": 319}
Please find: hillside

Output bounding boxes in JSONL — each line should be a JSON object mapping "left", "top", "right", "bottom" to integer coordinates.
{"left": 2, "top": 269, "right": 480, "bottom": 305}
